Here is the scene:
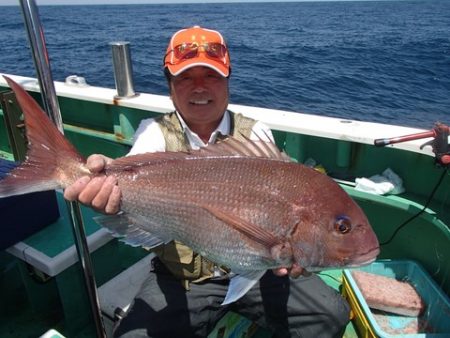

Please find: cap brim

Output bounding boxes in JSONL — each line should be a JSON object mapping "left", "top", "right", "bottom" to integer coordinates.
{"left": 167, "top": 58, "right": 229, "bottom": 77}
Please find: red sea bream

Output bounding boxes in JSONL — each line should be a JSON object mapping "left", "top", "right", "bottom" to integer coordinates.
{"left": 0, "top": 76, "right": 379, "bottom": 304}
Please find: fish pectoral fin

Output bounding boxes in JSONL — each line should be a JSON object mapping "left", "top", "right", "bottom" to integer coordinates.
{"left": 222, "top": 270, "right": 266, "bottom": 305}
{"left": 95, "top": 212, "right": 170, "bottom": 248}
{"left": 201, "top": 205, "right": 279, "bottom": 248}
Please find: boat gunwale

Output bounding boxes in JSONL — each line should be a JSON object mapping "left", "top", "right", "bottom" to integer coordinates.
{"left": 0, "top": 73, "right": 436, "bottom": 157}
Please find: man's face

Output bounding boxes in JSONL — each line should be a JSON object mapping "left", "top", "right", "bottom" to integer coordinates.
{"left": 170, "top": 66, "right": 229, "bottom": 128}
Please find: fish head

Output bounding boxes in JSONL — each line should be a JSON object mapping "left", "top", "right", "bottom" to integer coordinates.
{"left": 289, "top": 180, "right": 380, "bottom": 271}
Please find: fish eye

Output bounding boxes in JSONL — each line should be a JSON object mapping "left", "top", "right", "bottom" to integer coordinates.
{"left": 335, "top": 216, "right": 352, "bottom": 234}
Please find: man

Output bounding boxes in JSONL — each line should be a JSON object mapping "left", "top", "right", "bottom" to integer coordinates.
{"left": 65, "top": 26, "right": 350, "bottom": 337}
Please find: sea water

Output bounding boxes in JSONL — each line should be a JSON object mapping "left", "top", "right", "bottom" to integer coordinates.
{"left": 0, "top": 0, "right": 449, "bottom": 129}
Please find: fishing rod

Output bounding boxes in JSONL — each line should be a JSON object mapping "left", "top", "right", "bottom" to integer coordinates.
{"left": 375, "top": 122, "right": 449, "bottom": 245}
{"left": 374, "top": 122, "right": 450, "bottom": 167}
{"left": 18, "top": 1, "right": 106, "bottom": 337}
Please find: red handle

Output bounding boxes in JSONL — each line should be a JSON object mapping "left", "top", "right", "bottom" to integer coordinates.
{"left": 374, "top": 130, "right": 436, "bottom": 147}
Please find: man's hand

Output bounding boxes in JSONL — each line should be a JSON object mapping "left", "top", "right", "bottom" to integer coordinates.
{"left": 64, "top": 154, "right": 121, "bottom": 214}
{"left": 272, "top": 263, "right": 304, "bottom": 278}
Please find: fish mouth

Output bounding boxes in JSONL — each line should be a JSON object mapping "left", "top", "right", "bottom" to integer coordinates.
{"left": 346, "top": 246, "right": 380, "bottom": 267}
{"left": 305, "top": 247, "right": 380, "bottom": 272}
{"left": 345, "top": 256, "right": 377, "bottom": 268}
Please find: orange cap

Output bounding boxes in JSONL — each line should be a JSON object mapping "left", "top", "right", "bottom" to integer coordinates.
{"left": 164, "top": 26, "right": 230, "bottom": 77}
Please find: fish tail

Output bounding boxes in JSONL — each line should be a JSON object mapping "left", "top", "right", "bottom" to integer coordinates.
{"left": 0, "top": 76, "right": 88, "bottom": 198}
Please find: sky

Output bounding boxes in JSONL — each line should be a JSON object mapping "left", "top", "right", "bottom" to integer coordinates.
{"left": 0, "top": 0, "right": 348, "bottom": 6}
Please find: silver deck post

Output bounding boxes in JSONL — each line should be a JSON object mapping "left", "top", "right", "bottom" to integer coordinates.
{"left": 110, "top": 41, "right": 138, "bottom": 99}
{"left": 18, "top": 1, "right": 106, "bottom": 337}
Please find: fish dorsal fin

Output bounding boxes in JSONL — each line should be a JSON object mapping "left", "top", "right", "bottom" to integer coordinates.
{"left": 201, "top": 205, "right": 280, "bottom": 249}
{"left": 106, "top": 137, "right": 290, "bottom": 172}
{"left": 199, "top": 135, "right": 291, "bottom": 161}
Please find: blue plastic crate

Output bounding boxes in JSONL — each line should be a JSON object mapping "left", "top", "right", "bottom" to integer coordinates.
{"left": 0, "top": 159, "right": 59, "bottom": 250}
{"left": 343, "top": 260, "right": 450, "bottom": 337}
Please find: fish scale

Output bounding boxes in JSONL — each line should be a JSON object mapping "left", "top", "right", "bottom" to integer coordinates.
{"left": 120, "top": 188, "right": 276, "bottom": 271}
{"left": 114, "top": 158, "right": 300, "bottom": 223}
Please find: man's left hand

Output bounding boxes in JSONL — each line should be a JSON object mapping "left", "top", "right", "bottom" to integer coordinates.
{"left": 272, "top": 263, "right": 304, "bottom": 278}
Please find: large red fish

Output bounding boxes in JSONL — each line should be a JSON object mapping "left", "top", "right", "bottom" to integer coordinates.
{"left": 0, "top": 76, "right": 379, "bottom": 304}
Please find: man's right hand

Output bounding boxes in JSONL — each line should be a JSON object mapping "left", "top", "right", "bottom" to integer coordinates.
{"left": 64, "top": 154, "right": 121, "bottom": 214}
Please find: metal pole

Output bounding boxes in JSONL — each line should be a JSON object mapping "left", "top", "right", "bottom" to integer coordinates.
{"left": 18, "top": 1, "right": 106, "bottom": 337}
{"left": 110, "top": 41, "right": 138, "bottom": 99}
{"left": 18, "top": 0, "right": 62, "bottom": 131}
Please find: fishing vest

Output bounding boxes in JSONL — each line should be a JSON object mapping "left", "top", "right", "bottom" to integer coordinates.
{"left": 152, "top": 111, "right": 256, "bottom": 287}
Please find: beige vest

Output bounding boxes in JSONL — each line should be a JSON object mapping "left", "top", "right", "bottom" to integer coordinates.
{"left": 152, "top": 111, "right": 257, "bottom": 286}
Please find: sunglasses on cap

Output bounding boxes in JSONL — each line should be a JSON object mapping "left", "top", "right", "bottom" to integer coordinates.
{"left": 164, "top": 42, "right": 228, "bottom": 65}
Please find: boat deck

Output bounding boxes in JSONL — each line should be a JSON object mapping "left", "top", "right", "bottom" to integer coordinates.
{"left": 1, "top": 177, "right": 449, "bottom": 337}
{"left": 1, "top": 75, "right": 449, "bottom": 337}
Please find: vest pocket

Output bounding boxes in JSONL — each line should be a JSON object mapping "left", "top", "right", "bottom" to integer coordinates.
{"left": 159, "top": 241, "right": 202, "bottom": 280}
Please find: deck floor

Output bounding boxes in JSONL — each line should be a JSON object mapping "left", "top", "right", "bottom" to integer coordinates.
{"left": 0, "top": 249, "right": 359, "bottom": 338}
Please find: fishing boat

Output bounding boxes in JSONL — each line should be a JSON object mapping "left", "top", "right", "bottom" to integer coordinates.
{"left": 0, "top": 2, "right": 449, "bottom": 338}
